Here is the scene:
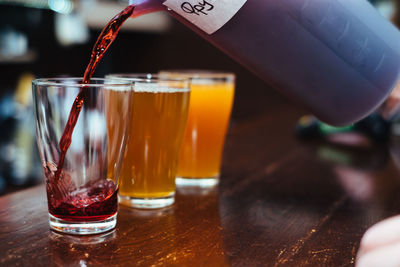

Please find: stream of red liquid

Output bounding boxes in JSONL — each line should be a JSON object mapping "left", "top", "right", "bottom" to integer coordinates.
{"left": 48, "top": 5, "right": 135, "bottom": 220}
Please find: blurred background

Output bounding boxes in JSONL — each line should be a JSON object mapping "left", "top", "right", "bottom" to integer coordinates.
{"left": 0, "top": 0, "right": 396, "bottom": 195}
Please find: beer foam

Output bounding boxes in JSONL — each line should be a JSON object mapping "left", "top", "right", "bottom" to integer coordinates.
{"left": 191, "top": 78, "right": 226, "bottom": 85}
{"left": 104, "top": 85, "right": 132, "bottom": 92}
{"left": 134, "top": 83, "right": 190, "bottom": 93}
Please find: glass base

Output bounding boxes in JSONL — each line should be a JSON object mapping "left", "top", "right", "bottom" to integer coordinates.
{"left": 119, "top": 193, "right": 175, "bottom": 209}
{"left": 49, "top": 213, "right": 117, "bottom": 235}
{"left": 176, "top": 177, "right": 219, "bottom": 188}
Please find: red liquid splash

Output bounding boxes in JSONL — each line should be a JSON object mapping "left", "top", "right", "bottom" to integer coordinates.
{"left": 48, "top": 180, "right": 118, "bottom": 222}
{"left": 48, "top": 5, "right": 135, "bottom": 220}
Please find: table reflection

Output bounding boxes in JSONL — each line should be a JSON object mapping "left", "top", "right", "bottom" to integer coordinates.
{"left": 49, "top": 230, "right": 118, "bottom": 266}
{"left": 316, "top": 135, "right": 400, "bottom": 208}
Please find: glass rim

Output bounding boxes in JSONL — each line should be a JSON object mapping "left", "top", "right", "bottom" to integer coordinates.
{"left": 159, "top": 70, "right": 235, "bottom": 80}
{"left": 105, "top": 73, "right": 190, "bottom": 83}
{"left": 32, "top": 77, "right": 133, "bottom": 87}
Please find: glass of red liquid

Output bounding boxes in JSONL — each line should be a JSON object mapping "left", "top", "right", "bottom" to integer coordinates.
{"left": 32, "top": 78, "right": 132, "bottom": 235}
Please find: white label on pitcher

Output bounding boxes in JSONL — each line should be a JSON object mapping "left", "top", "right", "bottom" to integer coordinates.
{"left": 163, "top": 0, "right": 247, "bottom": 34}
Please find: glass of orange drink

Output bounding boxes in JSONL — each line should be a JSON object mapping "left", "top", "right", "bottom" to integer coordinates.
{"left": 160, "top": 70, "right": 235, "bottom": 187}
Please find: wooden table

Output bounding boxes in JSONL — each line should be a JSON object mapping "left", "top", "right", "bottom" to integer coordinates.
{"left": 2, "top": 87, "right": 400, "bottom": 266}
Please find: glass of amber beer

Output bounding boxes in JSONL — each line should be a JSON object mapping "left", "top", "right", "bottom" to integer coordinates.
{"left": 160, "top": 70, "right": 235, "bottom": 187}
{"left": 106, "top": 74, "right": 190, "bottom": 208}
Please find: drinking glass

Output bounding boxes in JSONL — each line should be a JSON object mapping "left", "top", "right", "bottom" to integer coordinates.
{"left": 106, "top": 74, "right": 190, "bottom": 209}
{"left": 33, "top": 78, "right": 132, "bottom": 234}
{"left": 159, "top": 70, "right": 235, "bottom": 187}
